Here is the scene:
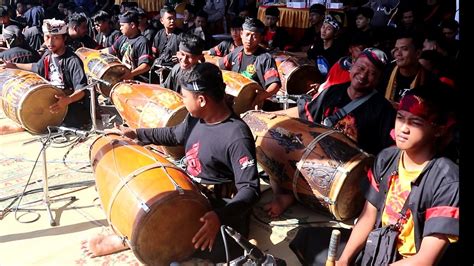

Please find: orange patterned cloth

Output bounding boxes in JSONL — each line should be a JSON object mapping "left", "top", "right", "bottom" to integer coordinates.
{"left": 258, "top": 5, "right": 310, "bottom": 29}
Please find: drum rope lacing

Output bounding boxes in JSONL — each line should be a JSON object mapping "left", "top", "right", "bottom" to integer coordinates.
{"left": 106, "top": 138, "right": 185, "bottom": 222}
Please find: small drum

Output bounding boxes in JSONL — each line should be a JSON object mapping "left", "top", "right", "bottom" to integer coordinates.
{"left": 90, "top": 134, "right": 211, "bottom": 265}
{"left": 272, "top": 52, "right": 322, "bottom": 95}
{"left": 0, "top": 68, "right": 67, "bottom": 134}
{"left": 75, "top": 47, "right": 130, "bottom": 97}
{"left": 222, "top": 70, "right": 263, "bottom": 115}
{"left": 241, "top": 110, "right": 373, "bottom": 220}
{"left": 110, "top": 81, "right": 188, "bottom": 160}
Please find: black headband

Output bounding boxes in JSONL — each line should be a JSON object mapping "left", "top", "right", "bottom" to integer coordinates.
{"left": 119, "top": 14, "right": 138, "bottom": 23}
{"left": 179, "top": 43, "right": 203, "bottom": 56}
{"left": 183, "top": 80, "right": 208, "bottom": 92}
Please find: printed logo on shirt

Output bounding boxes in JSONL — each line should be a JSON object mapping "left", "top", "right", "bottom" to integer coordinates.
{"left": 241, "top": 64, "right": 256, "bottom": 79}
{"left": 239, "top": 156, "right": 255, "bottom": 170}
{"left": 186, "top": 142, "right": 202, "bottom": 177}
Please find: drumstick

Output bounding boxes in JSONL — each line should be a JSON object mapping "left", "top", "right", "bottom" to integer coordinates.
{"left": 325, "top": 229, "right": 341, "bottom": 266}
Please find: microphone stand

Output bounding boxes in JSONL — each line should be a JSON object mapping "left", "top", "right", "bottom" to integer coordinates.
{"left": 18, "top": 133, "right": 77, "bottom": 226}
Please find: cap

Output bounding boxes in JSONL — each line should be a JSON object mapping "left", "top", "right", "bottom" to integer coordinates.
{"left": 359, "top": 47, "right": 388, "bottom": 70}
{"left": 309, "top": 4, "right": 326, "bottom": 15}
{"left": 42, "top": 19, "right": 67, "bottom": 35}
{"left": 242, "top": 17, "right": 265, "bottom": 34}
{"left": 323, "top": 14, "right": 341, "bottom": 31}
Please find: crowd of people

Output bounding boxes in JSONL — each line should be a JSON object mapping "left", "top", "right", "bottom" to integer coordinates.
{"left": 0, "top": 0, "right": 460, "bottom": 264}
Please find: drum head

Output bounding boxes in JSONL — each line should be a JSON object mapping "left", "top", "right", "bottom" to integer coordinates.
{"left": 332, "top": 155, "right": 374, "bottom": 221}
{"left": 228, "top": 83, "right": 261, "bottom": 115}
{"left": 19, "top": 86, "right": 67, "bottom": 134}
{"left": 132, "top": 191, "right": 210, "bottom": 265}
{"left": 99, "top": 65, "right": 130, "bottom": 97}
{"left": 286, "top": 65, "right": 322, "bottom": 95}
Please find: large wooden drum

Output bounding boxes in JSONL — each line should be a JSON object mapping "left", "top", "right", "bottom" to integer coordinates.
{"left": 75, "top": 47, "right": 130, "bottom": 97}
{"left": 222, "top": 70, "right": 263, "bottom": 114}
{"left": 241, "top": 110, "right": 373, "bottom": 220}
{"left": 89, "top": 134, "right": 211, "bottom": 265}
{"left": 272, "top": 52, "right": 322, "bottom": 95}
{"left": 0, "top": 68, "right": 67, "bottom": 134}
{"left": 110, "top": 81, "right": 188, "bottom": 160}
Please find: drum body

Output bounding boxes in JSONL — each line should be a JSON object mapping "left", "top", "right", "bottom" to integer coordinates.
{"left": 90, "top": 134, "right": 210, "bottom": 265}
{"left": 0, "top": 68, "right": 67, "bottom": 134}
{"left": 222, "top": 70, "right": 263, "bottom": 114}
{"left": 203, "top": 54, "right": 221, "bottom": 66}
{"left": 272, "top": 52, "right": 322, "bottom": 95}
{"left": 110, "top": 81, "right": 188, "bottom": 160}
{"left": 241, "top": 110, "right": 373, "bottom": 220}
{"left": 76, "top": 47, "right": 130, "bottom": 97}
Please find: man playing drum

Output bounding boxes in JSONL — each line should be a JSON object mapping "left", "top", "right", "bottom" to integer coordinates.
{"left": 218, "top": 17, "right": 281, "bottom": 108}
{"left": 85, "top": 63, "right": 261, "bottom": 263}
{"left": 161, "top": 33, "right": 204, "bottom": 93}
{"left": 1, "top": 19, "right": 91, "bottom": 129}
{"left": 102, "top": 10, "right": 153, "bottom": 82}
{"left": 266, "top": 48, "right": 397, "bottom": 218}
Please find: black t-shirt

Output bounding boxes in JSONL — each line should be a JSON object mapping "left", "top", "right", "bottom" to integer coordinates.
{"left": 152, "top": 28, "right": 182, "bottom": 67}
{"left": 109, "top": 34, "right": 153, "bottom": 70}
{"left": 32, "top": 47, "right": 88, "bottom": 93}
{"left": 0, "top": 46, "right": 39, "bottom": 63}
{"left": 393, "top": 72, "right": 416, "bottom": 102}
{"left": 23, "top": 26, "right": 43, "bottom": 51}
{"left": 142, "top": 26, "right": 158, "bottom": 45}
{"left": 161, "top": 63, "right": 188, "bottom": 93}
{"left": 136, "top": 114, "right": 260, "bottom": 224}
{"left": 209, "top": 40, "right": 238, "bottom": 57}
{"left": 298, "top": 82, "right": 396, "bottom": 155}
{"left": 67, "top": 35, "right": 101, "bottom": 51}
{"left": 95, "top": 29, "right": 121, "bottom": 48}
{"left": 219, "top": 46, "right": 281, "bottom": 89}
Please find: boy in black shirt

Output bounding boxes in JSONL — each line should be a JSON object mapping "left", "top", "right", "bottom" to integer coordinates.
{"left": 66, "top": 12, "right": 101, "bottom": 50}
{"left": 2, "top": 19, "right": 91, "bottom": 128}
{"left": 92, "top": 10, "right": 121, "bottom": 48}
{"left": 85, "top": 63, "right": 260, "bottom": 263}
{"left": 206, "top": 16, "right": 243, "bottom": 57}
{"left": 152, "top": 6, "right": 182, "bottom": 68}
{"left": 103, "top": 10, "right": 153, "bottom": 82}
{"left": 219, "top": 17, "right": 281, "bottom": 108}
{"left": 161, "top": 33, "right": 204, "bottom": 93}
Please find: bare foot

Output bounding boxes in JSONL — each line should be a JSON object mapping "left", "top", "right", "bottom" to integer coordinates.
{"left": 82, "top": 233, "right": 129, "bottom": 257}
{"left": 263, "top": 194, "right": 295, "bottom": 218}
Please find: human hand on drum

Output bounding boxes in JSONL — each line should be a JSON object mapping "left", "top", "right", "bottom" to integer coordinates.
{"left": 50, "top": 94, "right": 71, "bottom": 113}
{"left": 192, "top": 211, "right": 221, "bottom": 251}
{"left": 104, "top": 123, "right": 137, "bottom": 139}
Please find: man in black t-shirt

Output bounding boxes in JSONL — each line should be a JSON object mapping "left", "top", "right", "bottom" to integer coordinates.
{"left": 103, "top": 10, "right": 153, "bottom": 82}
{"left": 206, "top": 16, "right": 243, "bottom": 57}
{"left": 219, "top": 17, "right": 281, "bottom": 108}
{"left": 92, "top": 10, "right": 121, "bottom": 48}
{"left": 85, "top": 63, "right": 260, "bottom": 263}
{"left": 161, "top": 33, "right": 204, "bottom": 93}
{"left": 2, "top": 19, "right": 91, "bottom": 128}
{"left": 267, "top": 48, "right": 396, "bottom": 218}
{"left": 66, "top": 12, "right": 101, "bottom": 50}
{"left": 152, "top": 6, "right": 182, "bottom": 68}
